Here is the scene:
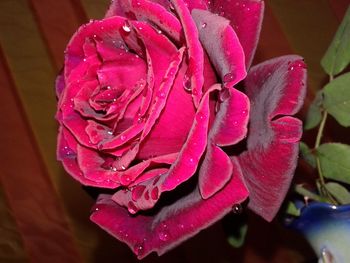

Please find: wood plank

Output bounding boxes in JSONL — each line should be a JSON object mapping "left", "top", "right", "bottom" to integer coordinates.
{"left": 28, "top": 0, "right": 87, "bottom": 70}
{"left": 0, "top": 45, "right": 82, "bottom": 263}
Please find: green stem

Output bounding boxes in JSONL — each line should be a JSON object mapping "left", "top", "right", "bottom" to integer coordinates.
{"left": 313, "top": 74, "right": 338, "bottom": 204}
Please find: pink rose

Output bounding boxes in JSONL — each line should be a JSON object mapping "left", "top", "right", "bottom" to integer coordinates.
{"left": 56, "top": 0, "right": 306, "bottom": 258}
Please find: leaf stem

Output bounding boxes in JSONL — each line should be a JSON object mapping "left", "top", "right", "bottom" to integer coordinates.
{"left": 313, "top": 74, "right": 339, "bottom": 204}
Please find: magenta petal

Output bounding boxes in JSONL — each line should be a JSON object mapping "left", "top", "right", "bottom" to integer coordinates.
{"left": 90, "top": 162, "right": 248, "bottom": 259}
{"left": 238, "top": 55, "right": 306, "bottom": 221}
{"left": 192, "top": 9, "right": 246, "bottom": 85}
{"left": 211, "top": 87, "right": 249, "bottom": 146}
{"left": 198, "top": 143, "right": 233, "bottom": 199}
{"left": 162, "top": 84, "right": 220, "bottom": 191}
{"left": 209, "top": 0, "right": 264, "bottom": 68}
{"left": 171, "top": 0, "right": 204, "bottom": 107}
{"left": 128, "top": 0, "right": 182, "bottom": 43}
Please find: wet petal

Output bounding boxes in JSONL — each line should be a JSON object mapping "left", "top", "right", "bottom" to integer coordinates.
{"left": 170, "top": 0, "right": 204, "bottom": 107}
{"left": 210, "top": 86, "right": 249, "bottom": 146}
{"left": 238, "top": 55, "right": 306, "bottom": 221}
{"left": 198, "top": 143, "right": 233, "bottom": 199}
{"left": 209, "top": 0, "right": 264, "bottom": 68}
{"left": 192, "top": 9, "right": 246, "bottom": 86}
{"left": 90, "top": 161, "right": 248, "bottom": 259}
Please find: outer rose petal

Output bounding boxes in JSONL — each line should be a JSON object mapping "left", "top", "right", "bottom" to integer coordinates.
{"left": 192, "top": 9, "right": 246, "bottom": 85}
{"left": 90, "top": 159, "right": 248, "bottom": 259}
{"left": 238, "top": 55, "right": 306, "bottom": 221}
{"left": 209, "top": 0, "right": 264, "bottom": 68}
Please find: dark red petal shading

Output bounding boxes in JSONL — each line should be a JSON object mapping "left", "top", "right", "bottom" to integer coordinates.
{"left": 57, "top": 127, "right": 119, "bottom": 188}
{"left": 90, "top": 160, "right": 248, "bottom": 259}
{"left": 137, "top": 61, "right": 196, "bottom": 159}
{"left": 64, "top": 17, "right": 127, "bottom": 79}
{"left": 238, "top": 55, "right": 306, "bottom": 221}
{"left": 192, "top": 9, "right": 246, "bottom": 86}
{"left": 209, "top": 0, "right": 264, "bottom": 69}
{"left": 198, "top": 143, "right": 233, "bottom": 199}
{"left": 170, "top": 0, "right": 204, "bottom": 107}
{"left": 116, "top": 0, "right": 183, "bottom": 43}
{"left": 55, "top": 72, "right": 65, "bottom": 98}
{"left": 210, "top": 87, "right": 249, "bottom": 146}
{"left": 162, "top": 85, "right": 220, "bottom": 192}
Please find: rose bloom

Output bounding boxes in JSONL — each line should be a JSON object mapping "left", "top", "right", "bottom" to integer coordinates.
{"left": 56, "top": 0, "right": 306, "bottom": 259}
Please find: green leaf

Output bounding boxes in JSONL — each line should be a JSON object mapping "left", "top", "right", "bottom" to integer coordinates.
{"left": 304, "top": 90, "right": 323, "bottom": 130}
{"left": 321, "top": 6, "right": 350, "bottom": 75}
{"left": 325, "top": 182, "right": 350, "bottom": 204}
{"left": 227, "top": 224, "right": 248, "bottom": 248}
{"left": 285, "top": 201, "right": 301, "bottom": 217}
{"left": 323, "top": 72, "right": 350, "bottom": 127}
{"left": 299, "top": 142, "right": 316, "bottom": 168}
{"left": 317, "top": 143, "right": 350, "bottom": 185}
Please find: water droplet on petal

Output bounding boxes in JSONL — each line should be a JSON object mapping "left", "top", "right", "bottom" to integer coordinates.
{"left": 151, "top": 187, "right": 159, "bottom": 200}
{"left": 127, "top": 201, "right": 138, "bottom": 214}
{"left": 158, "top": 230, "right": 170, "bottom": 241}
{"left": 120, "top": 135, "right": 126, "bottom": 141}
{"left": 133, "top": 243, "right": 144, "bottom": 256}
{"left": 120, "top": 174, "right": 132, "bottom": 186}
{"left": 183, "top": 73, "right": 192, "bottom": 92}
{"left": 232, "top": 204, "right": 243, "bottom": 214}
{"left": 122, "top": 21, "right": 131, "bottom": 33}
{"left": 157, "top": 90, "right": 166, "bottom": 98}
{"left": 132, "top": 185, "right": 146, "bottom": 201}
{"left": 223, "top": 72, "right": 236, "bottom": 83}
{"left": 60, "top": 146, "right": 76, "bottom": 159}
{"left": 201, "top": 22, "right": 207, "bottom": 28}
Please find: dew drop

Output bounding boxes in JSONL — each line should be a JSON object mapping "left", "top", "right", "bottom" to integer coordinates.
{"left": 127, "top": 201, "right": 138, "bottom": 214}
{"left": 133, "top": 243, "right": 144, "bottom": 256}
{"left": 120, "top": 135, "right": 127, "bottom": 141}
{"left": 223, "top": 72, "right": 236, "bottom": 83}
{"left": 132, "top": 185, "right": 146, "bottom": 201}
{"left": 232, "top": 204, "right": 243, "bottom": 214}
{"left": 120, "top": 174, "right": 132, "bottom": 186}
{"left": 157, "top": 90, "right": 166, "bottom": 98}
{"left": 122, "top": 21, "right": 131, "bottom": 33}
{"left": 158, "top": 230, "right": 170, "bottom": 241}
{"left": 183, "top": 73, "right": 192, "bottom": 92}
{"left": 201, "top": 22, "right": 207, "bottom": 28}
{"left": 60, "top": 146, "right": 76, "bottom": 159}
{"left": 151, "top": 187, "right": 159, "bottom": 200}
{"left": 241, "top": 110, "right": 247, "bottom": 114}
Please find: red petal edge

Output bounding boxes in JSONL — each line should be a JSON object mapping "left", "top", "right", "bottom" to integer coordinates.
{"left": 90, "top": 158, "right": 248, "bottom": 259}
{"left": 238, "top": 55, "right": 306, "bottom": 221}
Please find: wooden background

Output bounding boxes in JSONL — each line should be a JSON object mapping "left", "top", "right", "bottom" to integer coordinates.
{"left": 0, "top": 0, "right": 349, "bottom": 262}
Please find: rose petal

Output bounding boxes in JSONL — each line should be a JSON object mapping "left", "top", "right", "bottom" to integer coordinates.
{"left": 55, "top": 71, "right": 65, "bottom": 98}
{"left": 170, "top": 0, "right": 204, "bottom": 107}
{"left": 76, "top": 144, "right": 122, "bottom": 184}
{"left": 192, "top": 9, "right": 246, "bottom": 86}
{"left": 137, "top": 61, "right": 196, "bottom": 159}
{"left": 161, "top": 84, "right": 220, "bottom": 192}
{"left": 209, "top": 0, "right": 264, "bottom": 69}
{"left": 90, "top": 161, "right": 248, "bottom": 259}
{"left": 64, "top": 17, "right": 128, "bottom": 79}
{"left": 57, "top": 127, "right": 119, "bottom": 188}
{"left": 198, "top": 143, "right": 233, "bottom": 199}
{"left": 210, "top": 86, "right": 250, "bottom": 146}
{"left": 238, "top": 55, "right": 306, "bottom": 221}
{"left": 122, "top": 0, "right": 183, "bottom": 42}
